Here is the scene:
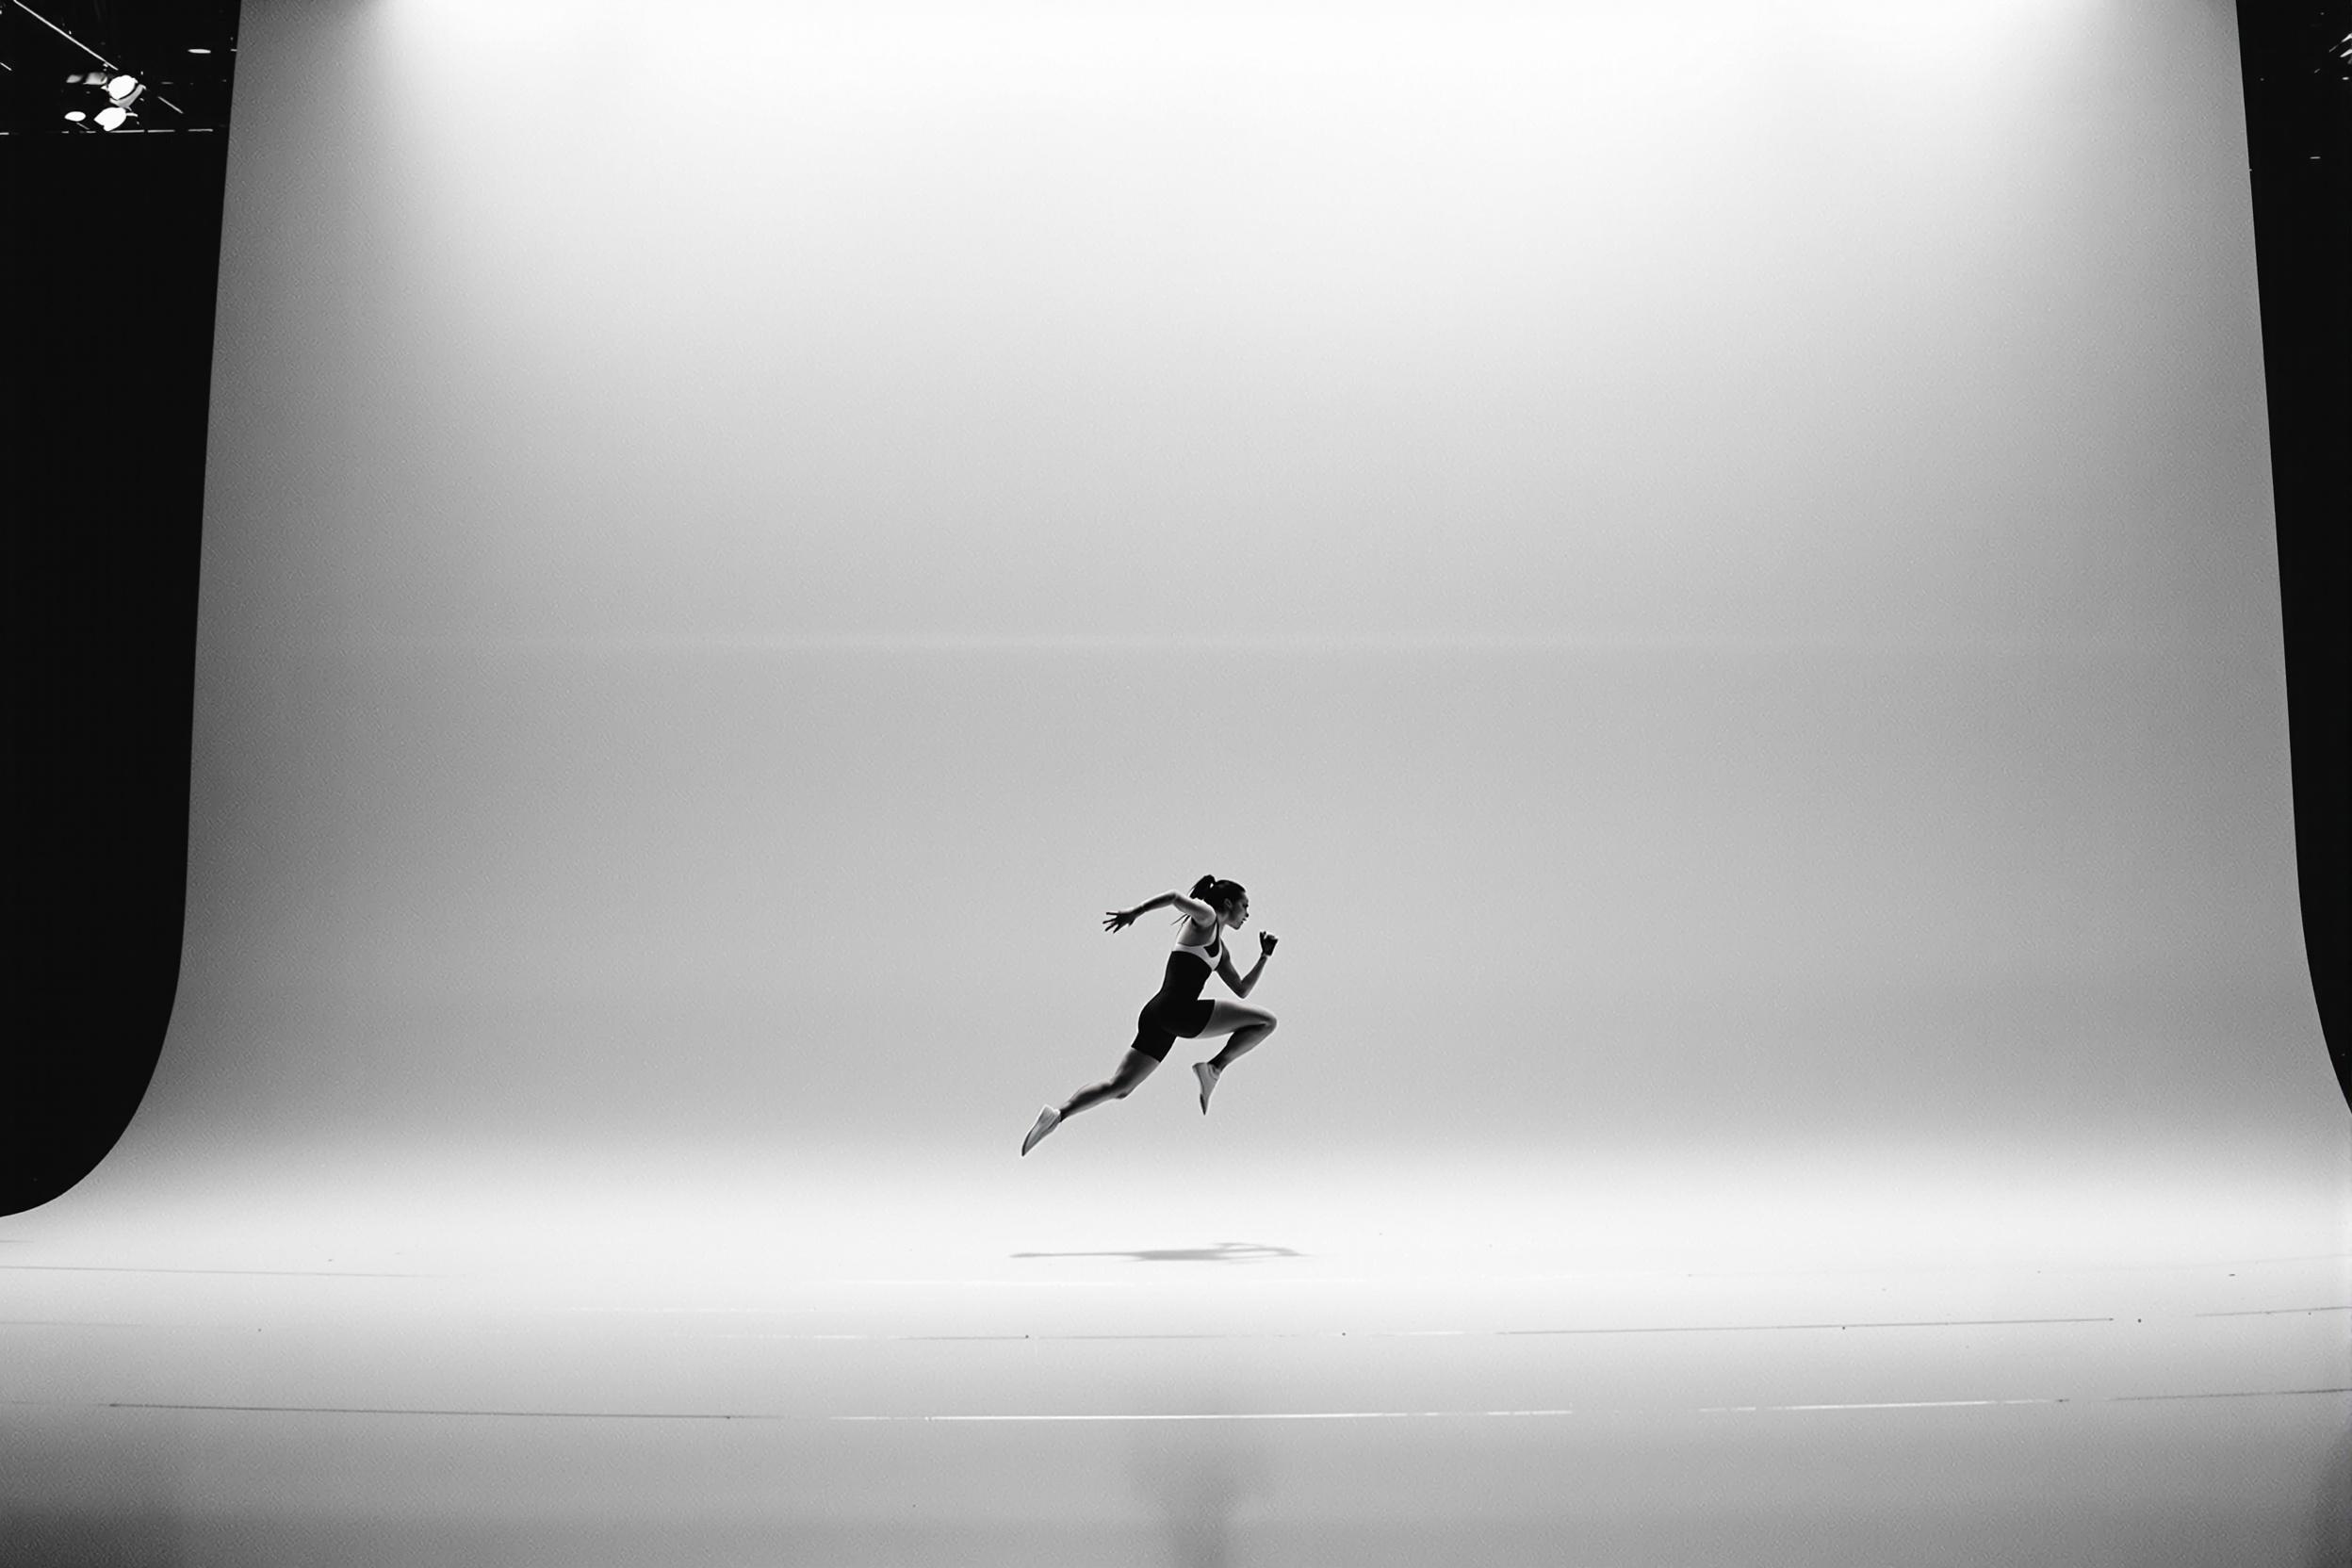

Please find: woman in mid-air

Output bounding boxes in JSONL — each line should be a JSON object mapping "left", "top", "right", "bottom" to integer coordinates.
{"left": 1021, "top": 875, "right": 1279, "bottom": 1155}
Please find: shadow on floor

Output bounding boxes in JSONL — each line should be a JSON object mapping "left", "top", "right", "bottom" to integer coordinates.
{"left": 1010, "top": 1240, "right": 1304, "bottom": 1264}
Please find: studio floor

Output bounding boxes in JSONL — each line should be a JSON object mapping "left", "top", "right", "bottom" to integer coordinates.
{"left": 5, "top": 1141, "right": 2345, "bottom": 1566}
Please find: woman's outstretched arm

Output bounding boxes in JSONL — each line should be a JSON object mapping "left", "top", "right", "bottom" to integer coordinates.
{"left": 1104, "top": 890, "right": 1213, "bottom": 931}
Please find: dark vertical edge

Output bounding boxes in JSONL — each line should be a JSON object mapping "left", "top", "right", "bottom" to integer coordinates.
{"left": 2235, "top": 2, "right": 2352, "bottom": 1112}
{"left": 5, "top": 128, "right": 232, "bottom": 1214}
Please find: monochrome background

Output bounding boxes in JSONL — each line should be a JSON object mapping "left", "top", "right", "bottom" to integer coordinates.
{"left": 127, "top": 0, "right": 2336, "bottom": 1184}
{"left": 5, "top": 4, "right": 2343, "bottom": 1562}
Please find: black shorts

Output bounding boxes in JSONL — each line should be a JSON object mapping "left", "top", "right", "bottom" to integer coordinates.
{"left": 1132, "top": 998, "right": 1216, "bottom": 1063}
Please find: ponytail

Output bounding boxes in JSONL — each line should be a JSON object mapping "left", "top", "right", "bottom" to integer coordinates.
{"left": 1176, "top": 874, "right": 1247, "bottom": 924}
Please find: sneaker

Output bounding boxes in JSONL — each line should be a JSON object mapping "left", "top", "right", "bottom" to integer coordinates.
{"left": 1193, "top": 1061, "right": 1220, "bottom": 1114}
{"left": 1021, "top": 1105, "right": 1061, "bottom": 1156}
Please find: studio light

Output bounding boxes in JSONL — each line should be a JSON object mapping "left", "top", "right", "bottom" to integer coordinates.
{"left": 60, "top": 68, "right": 142, "bottom": 130}
{"left": 14, "top": 0, "right": 213, "bottom": 134}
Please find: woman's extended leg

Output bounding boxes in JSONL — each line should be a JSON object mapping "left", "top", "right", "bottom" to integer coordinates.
{"left": 1060, "top": 1049, "right": 1161, "bottom": 1118}
{"left": 1023, "top": 1049, "right": 1160, "bottom": 1154}
{"left": 1191, "top": 1001, "right": 1276, "bottom": 1113}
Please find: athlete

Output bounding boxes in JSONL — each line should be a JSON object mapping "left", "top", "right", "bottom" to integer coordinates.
{"left": 1021, "top": 875, "right": 1279, "bottom": 1155}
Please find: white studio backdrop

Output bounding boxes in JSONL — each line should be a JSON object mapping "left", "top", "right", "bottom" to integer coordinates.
{"left": 123, "top": 0, "right": 2340, "bottom": 1184}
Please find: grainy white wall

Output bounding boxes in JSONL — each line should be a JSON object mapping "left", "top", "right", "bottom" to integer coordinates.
{"left": 151, "top": 0, "right": 2334, "bottom": 1168}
